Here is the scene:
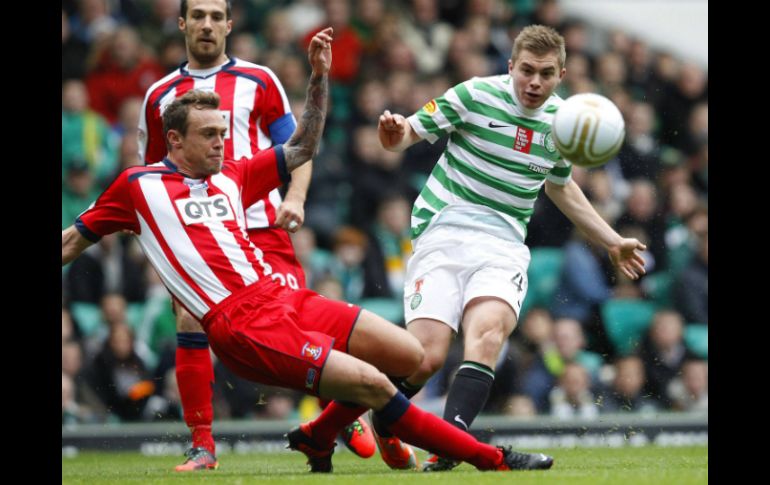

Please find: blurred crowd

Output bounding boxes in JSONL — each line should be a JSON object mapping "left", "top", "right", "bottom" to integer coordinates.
{"left": 62, "top": 0, "right": 707, "bottom": 425}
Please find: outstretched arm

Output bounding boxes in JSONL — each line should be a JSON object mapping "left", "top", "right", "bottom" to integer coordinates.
{"left": 283, "top": 27, "right": 332, "bottom": 172}
{"left": 545, "top": 179, "right": 647, "bottom": 280}
{"left": 62, "top": 226, "right": 94, "bottom": 266}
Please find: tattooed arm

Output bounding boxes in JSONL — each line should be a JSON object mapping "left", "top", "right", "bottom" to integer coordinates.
{"left": 284, "top": 27, "right": 333, "bottom": 172}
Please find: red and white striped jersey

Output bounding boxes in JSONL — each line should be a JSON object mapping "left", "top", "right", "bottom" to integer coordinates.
{"left": 138, "top": 57, "right": 297, "bottom": 230}
{"left": 76, "top": 149, "right": 290, "bottom": 321}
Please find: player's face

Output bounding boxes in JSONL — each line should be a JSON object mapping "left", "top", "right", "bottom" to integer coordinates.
{"left": 180, "top": 108, "right": 227, "bottom": 177}
{"left": 180, "top": 0, "right": 232, "bottom": 67}
{"left": 509, "top": 49, "right": 565, "bottom": 110}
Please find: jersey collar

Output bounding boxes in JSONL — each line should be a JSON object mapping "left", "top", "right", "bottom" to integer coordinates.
{"left": 180, "top": 57, "right": 237, "bottom": 79}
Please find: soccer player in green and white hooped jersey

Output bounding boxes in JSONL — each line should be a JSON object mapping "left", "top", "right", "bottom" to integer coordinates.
{"left": 373, "top": 25, "right": 649, "bottom": 472}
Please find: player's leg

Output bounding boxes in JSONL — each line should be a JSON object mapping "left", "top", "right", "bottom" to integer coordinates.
{"left": 253, "top": 228, "right": 374, "bottom": 458}
{"left": 368, "top": 247, "right": 462, "bottom": 468}
{"left": 289, "top": 348, "right": 552, "bottom": 472}
{"left": 424, "top": 258, "right": 527, "bottom": 471}
{"left": 174, "top": 300, "right": 217, "bottom": 471}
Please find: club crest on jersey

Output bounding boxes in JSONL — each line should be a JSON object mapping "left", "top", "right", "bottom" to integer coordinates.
{"left": 544, "top": 131, "right": 556, "bottom": 153}
{"left": 305, "top": 368, "right": 317, "bottom": 389}
{"left": 301, "top": 342, "right": 323, "bottom": 361}
{"left": 423, "top": 99, "right": 438, "bottom": 115}
{"left": 410, "top": 278, "right": 424, "bottom": 310}
{"left": 175, "top": 194, "right": 235, "bottom": 225}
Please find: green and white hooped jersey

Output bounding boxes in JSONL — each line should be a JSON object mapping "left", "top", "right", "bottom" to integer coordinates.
{"left": 407, "top": 74, "right": 571, "bottom": 244}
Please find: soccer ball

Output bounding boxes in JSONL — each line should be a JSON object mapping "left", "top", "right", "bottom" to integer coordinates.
{"left": 551, "top": 93, "right": 625, "bottom": 168}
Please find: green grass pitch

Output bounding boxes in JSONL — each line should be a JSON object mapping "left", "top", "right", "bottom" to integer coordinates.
{"left": 62, "top": 446, "right": 707, "bottom": 484}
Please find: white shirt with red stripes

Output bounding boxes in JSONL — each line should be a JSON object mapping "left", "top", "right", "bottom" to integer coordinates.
{"left": 138, "top": 57, "right": 297, "bottom": 230}
{"left": 76, "top": 149, "right": 290, "bottom": 321}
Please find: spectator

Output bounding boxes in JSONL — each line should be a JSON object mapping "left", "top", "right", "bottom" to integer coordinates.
{"left": 639, "top": 310, "right": 695, "bottom": 407}
{"left": 87, "top": 322, "right": 156, "bottom": 421}
{"left": 668, "top": 359, "right": 708, "bottom": 412}
{"left": 673, "top": 228, "right": 708, "bottom": 324}
{"left": 85, "top": 26, "right": 165, "bottom": 123}
{"left": 599, "top": 356, "right": 659, "bottom": 414}
{"left": 62, "top": 80, "right": 119, "bottom": 188}
{"left": 548, "top": 362, "right": 599, "bottom": 420}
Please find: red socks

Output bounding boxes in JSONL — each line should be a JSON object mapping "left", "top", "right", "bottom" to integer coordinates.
{"left": 176, "top": 333, "right": 215, "bottom": 454}
{"left": 306, "top": 394, "right": 503, "bottom": 470}
{"left": 374, "top": 393, "right": 504, "bottom": 470}
{"left": 307, "top": 400, "right": 364, "bottom": 449}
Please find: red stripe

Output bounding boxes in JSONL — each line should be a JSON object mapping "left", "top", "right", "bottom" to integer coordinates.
{"left": 263, "top": 192, "right": 277, "bottom": 225}
{"left": 131, "top": 176, "right": 215, "bottom": 312}
{"left": 159, "top": 176, "right": 246, "bottom": 295}
{"left": 248, "top": 78, "right": 260, "bottom": 155}
{"left": 214, "top": 72, "right": 238, "bottom": 159}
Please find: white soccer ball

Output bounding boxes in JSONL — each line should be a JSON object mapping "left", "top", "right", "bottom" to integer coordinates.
{"left": 551, "top": 93, "right": 625, "bottom": 168}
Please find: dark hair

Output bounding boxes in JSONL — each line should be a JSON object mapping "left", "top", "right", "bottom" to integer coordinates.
{"left": 181, "top": 0, "right": 232, "bottom": 20}
{"left": 162, "top": 90, "right": 221, "bottom": 149}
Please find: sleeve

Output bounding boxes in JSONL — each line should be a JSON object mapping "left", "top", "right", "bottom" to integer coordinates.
{"left": 547, "top": 156, "right": 573, "bottom": 185}
{"left": 236, "top": 146, "right": 292, "bottom": 208}
{"left": 138, "top": 89, "right": 167, "bottom": 164}
{"left": 407, "top": 80, "right": 469, "bottom": 144}
{"left": 75, "top": 171, "right": 139, "bottom": 242}
{"left": 258, "top": 67, "right": 296, "bottom": 144}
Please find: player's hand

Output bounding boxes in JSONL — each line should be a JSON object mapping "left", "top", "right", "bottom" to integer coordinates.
{"left": 608, "top": 238, "right": 647, "bottom": 280}
{"left": 275, "top": 198, "right": 305, "bottom": 233}
{"left": 378, "top": 110, "right": 408, "bottom": 150}
{"left": 308, "top": 27, "right": 333, "bottom": 75}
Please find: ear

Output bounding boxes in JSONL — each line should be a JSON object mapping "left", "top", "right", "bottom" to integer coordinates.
{"left": 558, "top": 67, "right": 567, "bottom": 81}
{"left": 168, "top": 130, "right": 183, "bottom": 150}
{"left": 178, "top": 16, "right": 186, "bottom": 33}
{"left": 226, "top": 19, "right": 233, "bottom": 36}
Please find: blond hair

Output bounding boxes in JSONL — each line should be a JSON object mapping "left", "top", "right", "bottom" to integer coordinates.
{"left": 511, "top": 24, "right": 566, "bottom": 69}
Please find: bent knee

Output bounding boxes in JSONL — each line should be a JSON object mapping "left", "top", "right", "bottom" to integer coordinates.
{"left": 469, "top": 323, "right": 507, "bottom": 359}
{"left": 400, "top": 333, "right": 425, "bottom": 375}
{"left": 355, "top": 366, "right": 395, "bottom": 408}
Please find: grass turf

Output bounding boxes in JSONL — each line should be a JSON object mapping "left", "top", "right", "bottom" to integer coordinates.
{"left": 62, "top": 445, "right": 707, "bottom": 484}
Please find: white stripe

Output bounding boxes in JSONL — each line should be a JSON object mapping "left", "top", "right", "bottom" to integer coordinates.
{"left": 447, "top": 142, "right": 544, "bottom": 191}
{"left": 268, "top": 189, "right": 283, "bottom": 213}
{"left": 461, "top": 129, "right": 555, "bottom": 171}
{"left": 256, "top": 124, "right": 271, "bottom": 150}
{"left": 211, "top": 172, "right": 247, "bottom": 230}
{"left": 408, "top": 114, "right": 438, "bottom": 144}
{"left": 193, "top": 76, "right": 217, "bottom": 91}
{"left": 245, "top": 199, "right": 268, "bottom": 228}
{"left": 437, "top": 157, "right": 536, "bottom": 210}
{"left": 232, "top": 77, "right": 258, "bottom": 159}
{"left": 203, "top": 219, "right": 260, "bottom": 286}
{"left": 135, "top": 213, "right": 209, "bottom": 319}
{"left": 444, "top": 87, "right": 470, "bottom": 121}
{"left": 138, "top": 174, "right": 230, "bottom": 303}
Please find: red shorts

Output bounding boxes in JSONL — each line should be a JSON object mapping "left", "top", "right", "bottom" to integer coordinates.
{"left": 202, "top": 278, "right": 361, "bottom": 396}
{"left": 248, "top": 227, "right": 306, "bottom": 289}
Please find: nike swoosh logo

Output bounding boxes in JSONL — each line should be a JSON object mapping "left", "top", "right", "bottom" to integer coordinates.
{"left": 454, "top": 415, "right": 469, "bottom": 430}
{"left": 488, "top": 121, "right": 512, "bottom": 128}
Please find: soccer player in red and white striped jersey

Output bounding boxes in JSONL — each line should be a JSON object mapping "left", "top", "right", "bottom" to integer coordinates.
{"left": 62, "top": 33, "right": 554, "bottom": 474}
{"left": 136, "top": 0, "right": 317, "bottom": 469}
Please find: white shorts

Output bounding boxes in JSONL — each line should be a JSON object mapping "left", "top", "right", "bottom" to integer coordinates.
{"left": 403, "top": 224, "right": 530, "bottom": 332}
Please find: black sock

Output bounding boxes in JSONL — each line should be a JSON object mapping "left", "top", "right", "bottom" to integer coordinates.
{"left": 372, "top": 377, "right": 423, "bottom": 437}
{"left": 442, "top": 361, "right": 494, "bottom": 432}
